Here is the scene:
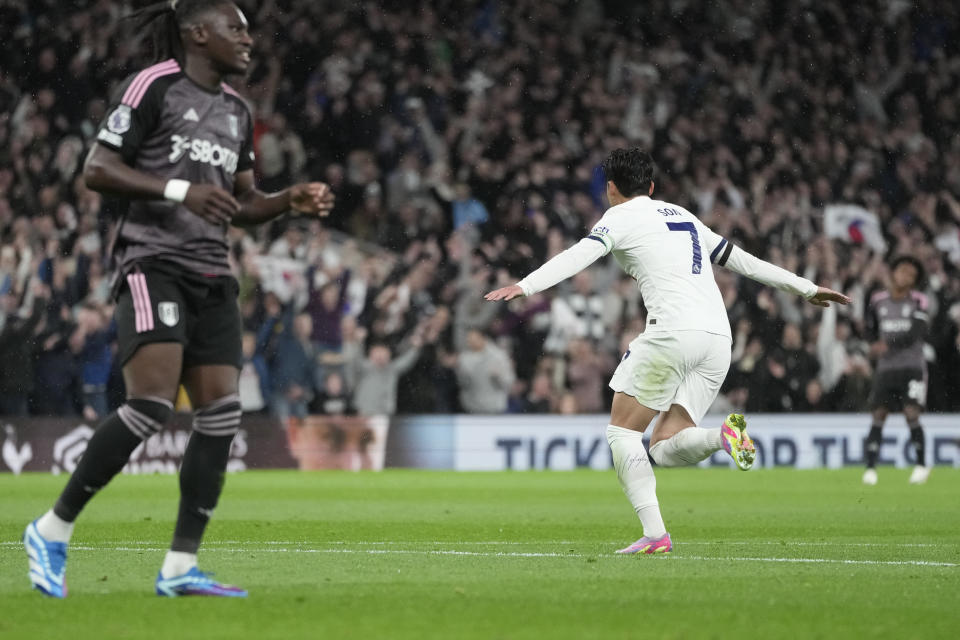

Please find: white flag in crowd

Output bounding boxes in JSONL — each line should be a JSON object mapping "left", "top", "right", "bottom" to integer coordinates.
{"left": 823, "top": 204, "right": 887, "bottom": 253}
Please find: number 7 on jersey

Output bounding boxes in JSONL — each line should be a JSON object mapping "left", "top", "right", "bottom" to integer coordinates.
{"left": 666, "top": 222, "right": 702, "bottom": 274}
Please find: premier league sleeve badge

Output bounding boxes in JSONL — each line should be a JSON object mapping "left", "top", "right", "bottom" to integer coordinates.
{"left": 107, "top": 105, "right": 132, "bottom": 134}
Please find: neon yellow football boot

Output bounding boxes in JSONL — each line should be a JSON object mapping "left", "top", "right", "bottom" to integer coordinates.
{"left": 720, "top": 413, "right": 755, "bottom": 470}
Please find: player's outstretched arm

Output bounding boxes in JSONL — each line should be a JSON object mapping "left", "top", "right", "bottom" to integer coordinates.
{"left": 807, "top": 286, "right": 852, "bottom": 307}
{"left": 231, "top": 170, "right": 335, "bottom": 226}
{"left": 484, "top": 285, "right": 524, "bottom": 301}
{"left": 484, "top": 237, "right": 607, "bottom": 301}
{"left": 83, "top": 143, "right": 239, "bottom": 225}
{"left": 718, "top": 241, "right": 851, "bottom": 307}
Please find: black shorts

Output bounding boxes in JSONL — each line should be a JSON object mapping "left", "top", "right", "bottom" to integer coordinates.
{"left": 868, "top": 367, "right": 927, "bottom": 411}
{"left": 115, "top": 261, "right": 242, "bottom": 369}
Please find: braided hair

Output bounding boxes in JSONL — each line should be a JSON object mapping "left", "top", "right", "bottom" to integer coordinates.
{"left": 129, "top": 0, "right": 233, "bottom": 64}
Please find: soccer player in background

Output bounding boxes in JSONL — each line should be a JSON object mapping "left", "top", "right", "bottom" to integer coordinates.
{"left": 24, "top": 0, "right": 334, "bottom": 597}
{"left": 485, "top": 148, "right": 849, "bottom": 554}
{"left": 862, "top": 256, "right": 930, "bottom": 485}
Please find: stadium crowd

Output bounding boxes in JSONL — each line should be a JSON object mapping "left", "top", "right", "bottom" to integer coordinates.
{"left": 2, "top": 0, "right": 960, "bottom": 420}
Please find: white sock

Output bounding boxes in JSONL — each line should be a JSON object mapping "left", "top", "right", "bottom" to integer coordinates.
{"left": 36, "top": 510, "right": 74, "bottom": 543}
{"left": 161, "top": 551, "right": 198, "bottom": 579}
{"left": 649, "top": 427, "right": 722, "bottom": 467}
{"left": 606, "top": 425, "right": 666, "bottom": 538}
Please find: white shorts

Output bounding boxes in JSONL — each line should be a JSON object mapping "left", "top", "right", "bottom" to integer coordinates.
{"left": 608, "top": 330, "right": 731, "bottom": 424}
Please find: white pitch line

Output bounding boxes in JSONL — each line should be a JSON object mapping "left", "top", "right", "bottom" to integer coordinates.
{"left": 676, "top": 555, "right": 958, "bottom": 568}
{"left": 0, "top": 540, "right": 947, "bottom": 548}
{"left": 214, "top": 548, "right": 960, "bottom": 567}
{"left": 0, "top": 540, "right": 574, "bottom": 547}
{"left": 668, "top": 541, "right": 945, "bottom": 548}
{"left": 1, "top": 543, "right": 956, "bottom": 567}
{"left": 210, "top": 540, "right": 946, "bottom": 548}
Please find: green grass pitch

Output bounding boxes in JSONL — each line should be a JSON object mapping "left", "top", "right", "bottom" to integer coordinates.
{"left": 1, "top": 468, "right": 958, "bottom": 639}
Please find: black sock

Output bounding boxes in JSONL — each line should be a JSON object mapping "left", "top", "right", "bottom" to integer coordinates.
{"left": 864, "top": 424, "right": 883, "bottom": 469}
{"left": 53, "top": 411, "right": 143, "bottom": 521}
{"left": 171, "top": 432, "right": 234, "bottom": 553}
{"left": 908, "top": 422, "right": 926, "bottom": 467}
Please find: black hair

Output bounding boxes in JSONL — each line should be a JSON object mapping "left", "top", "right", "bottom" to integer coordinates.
{"left": 890, "top": 254, "right": 925, "bottom": 287}
{"left": 601, "top": 148, "right": 655, "bottom": 198}
{"left": 128, "top": 0, "right": 233, "bottom": 64}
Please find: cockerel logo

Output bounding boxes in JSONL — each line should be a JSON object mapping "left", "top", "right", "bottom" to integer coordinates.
{"left": 2, "top": 424, "right": 33, "bottom": 475}
{"left": 52, "top": 425, "right": 95, "bottom": 474}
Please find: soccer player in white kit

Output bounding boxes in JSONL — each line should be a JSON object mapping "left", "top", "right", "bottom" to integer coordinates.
{"left": 485, "top": 149, "right": 849, "bottom": 554}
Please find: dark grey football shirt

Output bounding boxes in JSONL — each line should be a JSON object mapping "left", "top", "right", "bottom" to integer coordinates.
{"left": 866, "top": 289, "right": 929, "bottom": 373}
{"left": 96, "top": 58, "right": 255, "bottom": 282}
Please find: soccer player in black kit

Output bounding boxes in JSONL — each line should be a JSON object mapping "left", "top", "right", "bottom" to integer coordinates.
{"left": 862, "top": 256, "right": 930, "bottom": 486}
{"left": 24, "top": 0, "right": 334, "bottom": 598}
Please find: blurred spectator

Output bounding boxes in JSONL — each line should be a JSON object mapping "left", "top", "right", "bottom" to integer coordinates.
{"left": 310, "top": 371, "right": 354, "bottom": 416}
{"left": 263, "top": 310, "right": 316, "bottom": 426}
{"left": 304, "top": 264, "right": 351, "bottom": 383}
{"left": 795, "top": 379, "right": 827, "bottom": 412}
{"left": 256, "top": 112, "right": 307, "bottom": 193}
{"left": 457, "top": 329, "right": 516, "bottom": 414}
{"left": 31, "top": 298, "right": 77, "bottom": 416}
{"left": 565, "top": 338, "right": 614, "bottom": 414}
{"left": 749, "top": 351, "right": 794, "bottom": 414}
{"left": 451, "top": 182, "right": 489, "bottom": 230}
{"left": 777, "top": 323, "right": 821, "bottom": 410}
{"left": 0, "top": 282, "right": 47, "bottom": 416}
{"left": 557, "top": 391, "right": 579, "bottom": 415}
{"left": 396, "top": 305, "right": 460, "bottom": 413}
{"left": 519, "top": 373, "right": 553, "bottom": 414}
{"left": 544, "top": 271, "right": 609, "bottom": 354}
{"left": 69, "top": 302, "right": 114, "bottom": 420}
{"left": 349, "top": 333, "right": 423, "bottom": 417}
{"left": 239, "top": 331, "right": 269, "bottom": 413}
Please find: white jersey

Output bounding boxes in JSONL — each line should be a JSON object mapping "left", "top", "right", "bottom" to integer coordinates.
{"left": 516, "top": 195, "right": 818, "bottom": 338}
{"left": 588, "top": 196, "right": 731, "bottom": 337}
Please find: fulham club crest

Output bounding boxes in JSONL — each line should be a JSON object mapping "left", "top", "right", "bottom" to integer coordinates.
{"left": 228, "top": 114, "right": 238, "bottom": 138}
{"left": 158, "top": 301, "right": 180, "bottom": 327}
